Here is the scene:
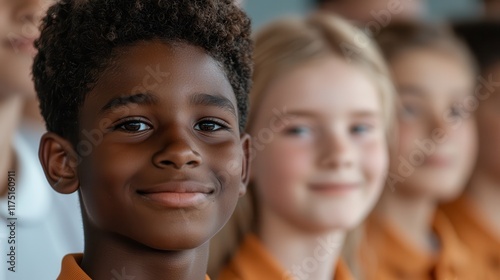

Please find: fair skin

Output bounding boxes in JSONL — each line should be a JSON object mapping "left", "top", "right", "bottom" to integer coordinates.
{"left": 0, "top": 96, "right": 23, "bottom": 197}
{"left": 466, "top": 62, "right": 500, "bottom": 236}
{"left": 0, "top": 0, "right": 49, "bottom": 196}
{"left": 250, "top": 55, "right": 388, "bottom": 280}
{"left": 378, "top": 48, "right": 477, "bottom": 252}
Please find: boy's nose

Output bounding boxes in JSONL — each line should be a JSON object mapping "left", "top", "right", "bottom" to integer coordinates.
{"left": 153, "top": 134, "right": 202, "bottom": 170}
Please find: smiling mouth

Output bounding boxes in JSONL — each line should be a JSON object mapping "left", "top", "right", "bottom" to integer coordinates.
{"left": 423, "top": 155, "right": 452, "bottom": 167}
{"left": 137, "top": 181, "right": 214, "bottom": 208}
{"left": 308, "top": 182, "right": 361, "bottom": 195}
{"left": 4, "top": 37, "right": 37, "bottom": 55}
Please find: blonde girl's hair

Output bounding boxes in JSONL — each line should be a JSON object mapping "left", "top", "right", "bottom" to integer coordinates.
{"left": 208, "top": 12, "right": 396, "bottom": 279}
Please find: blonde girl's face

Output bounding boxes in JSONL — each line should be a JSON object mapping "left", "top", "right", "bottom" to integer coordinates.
{"left": 389, "top": 49, "right": 477, "bottom": 200}
{"left": 249, "top": 56, "right": 388, "bottom": 232}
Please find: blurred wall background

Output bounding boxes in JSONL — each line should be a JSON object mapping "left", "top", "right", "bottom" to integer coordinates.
{"left": 243, "top": 0, "right": 483, "bottom": 29}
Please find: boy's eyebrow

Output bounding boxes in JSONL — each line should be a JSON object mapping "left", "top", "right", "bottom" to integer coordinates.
{"left": 100, "top": 93, "right": 159, "bottom": 114}
{"left": 190, "top": 93, "right": 236, "bottom": 117}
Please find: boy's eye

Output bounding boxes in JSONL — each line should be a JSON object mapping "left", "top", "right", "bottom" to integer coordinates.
{"left": 194, "top": 120, "right": 228, "bottom": 132}
{"left": 114, "top": 120, "right": 152, "bottom": 133}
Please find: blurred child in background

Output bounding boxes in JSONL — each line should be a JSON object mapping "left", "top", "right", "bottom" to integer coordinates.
{"left": 481, "top": 0, "right": 500, "bottom": 19}
{"left": 0, "top": 0, "right": 83, "bottom": 279}
{"left": 361, "top": 22, "right": 484, "bottom": 279}
{"left": 314, "top": 0, "right": 425, "bottom": 25}
{"left": 211, "top": 13, "right": 395, "bottom": 280}
{"left": 440, "top": 21, "right": 500, "bottom": 279}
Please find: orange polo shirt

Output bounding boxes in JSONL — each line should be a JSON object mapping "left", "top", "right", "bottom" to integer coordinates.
{"left": 361, "top": 210, "right": 488, "bottom": 280}
{"left": 57, "top": 253, "right": 211, "bottom": 280}
{"left": 440, "top": 195, "right": 500, "bottom": 278}
{"left": 219, "top": 234, "right": 353, "bottom": 280}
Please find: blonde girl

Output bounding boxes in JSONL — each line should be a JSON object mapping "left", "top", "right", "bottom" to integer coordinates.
{"left": 210, "top": 12, "right": 395, "bottom": 280}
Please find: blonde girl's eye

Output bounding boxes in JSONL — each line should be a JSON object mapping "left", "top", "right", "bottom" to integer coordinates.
{"left": 284, "top": 126, "right": 311, "bottom": 136}
{"left": 351, "top": 124, "right": 373, "bottom": 135}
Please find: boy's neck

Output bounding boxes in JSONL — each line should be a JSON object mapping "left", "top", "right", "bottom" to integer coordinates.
{"left": 81, "top": 229, "right": 209, "bottom": 280}
{"left": 0, "top": 96, "right": 23, "bottom": 197}
{"left": 258, "top": 204, "right": 344, "bottom": 280}
{"left": 377, "top": 188, "right": 437, "bottom": 253}
{"left": 467, "top": 171, "right": 500, "bottom": 235}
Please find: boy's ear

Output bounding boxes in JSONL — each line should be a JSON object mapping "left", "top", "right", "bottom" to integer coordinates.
{"left": 239, "top": 133, "right": 251, "bottom": 197}
{"left": 39, "top": 132, "right": 80, "bottom": 194}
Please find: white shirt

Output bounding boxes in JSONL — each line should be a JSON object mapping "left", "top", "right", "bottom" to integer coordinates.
{"left": 0, "top": 132, "right": 84, "bottom": 280}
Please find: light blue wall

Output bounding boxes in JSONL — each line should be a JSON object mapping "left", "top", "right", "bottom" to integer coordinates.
{"left": 243, "top": 0, "right": 482, "bottom": 29}
{"left": 243, "top": 0, "right": 310, "bottom": 29}
{"left": 427, "top": 0, "right": 481, "bottom": 21}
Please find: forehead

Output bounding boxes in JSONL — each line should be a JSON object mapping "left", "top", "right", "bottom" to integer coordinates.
{"left": 84, "top": 41, "right": 236, "bottom": 112}
{"left": 391, "top": 49, "right": 474, "bottom": 98}
{"left": 260, "top": 56, "right": 381, "bottom": 116}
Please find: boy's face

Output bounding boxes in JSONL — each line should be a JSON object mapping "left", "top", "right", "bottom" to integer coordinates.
{"left": 249, "top": 56, "right": 388, "bottom": 232}
{"left": 0, "top": 0, "right": 51, "bottom": 97}
{"left": 74, "top": 41, "right": 249, "bottom": 250}
{"left": 389, "top": 49, "right": 477, "bottom": 200}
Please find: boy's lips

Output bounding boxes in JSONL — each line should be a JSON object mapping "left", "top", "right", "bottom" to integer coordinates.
{"left": 137, "top": 181, "right": 214, "bottom": 208}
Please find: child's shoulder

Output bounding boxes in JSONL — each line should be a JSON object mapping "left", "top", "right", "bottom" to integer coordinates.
{"left": 218, "top": 234, "right": 282, "bottom": 280}
{"left": 57, "top": 254, "right": 90, "bottom": 280}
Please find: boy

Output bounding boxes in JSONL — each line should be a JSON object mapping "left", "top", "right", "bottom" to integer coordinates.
{"left": 0, "top": 0, "right": 84, "bottom": 279}
{"left": 32, "top": 0, "right": 253, "bottom": 279}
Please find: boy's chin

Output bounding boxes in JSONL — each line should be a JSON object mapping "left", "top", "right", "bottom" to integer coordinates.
{"left": 89, "top": 220, "right": 219, "bottom": 252}
{"left": 137, "top": 228, "right": 216, "bottom": 251}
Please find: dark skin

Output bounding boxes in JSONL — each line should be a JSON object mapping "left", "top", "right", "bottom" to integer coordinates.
{"left": 38, "top": 41, "right": 250, "bottom": 280}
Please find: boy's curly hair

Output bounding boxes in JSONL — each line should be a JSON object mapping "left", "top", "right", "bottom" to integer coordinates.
{"left": 33, "top": 0, "right": 253, "bottom": 143}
